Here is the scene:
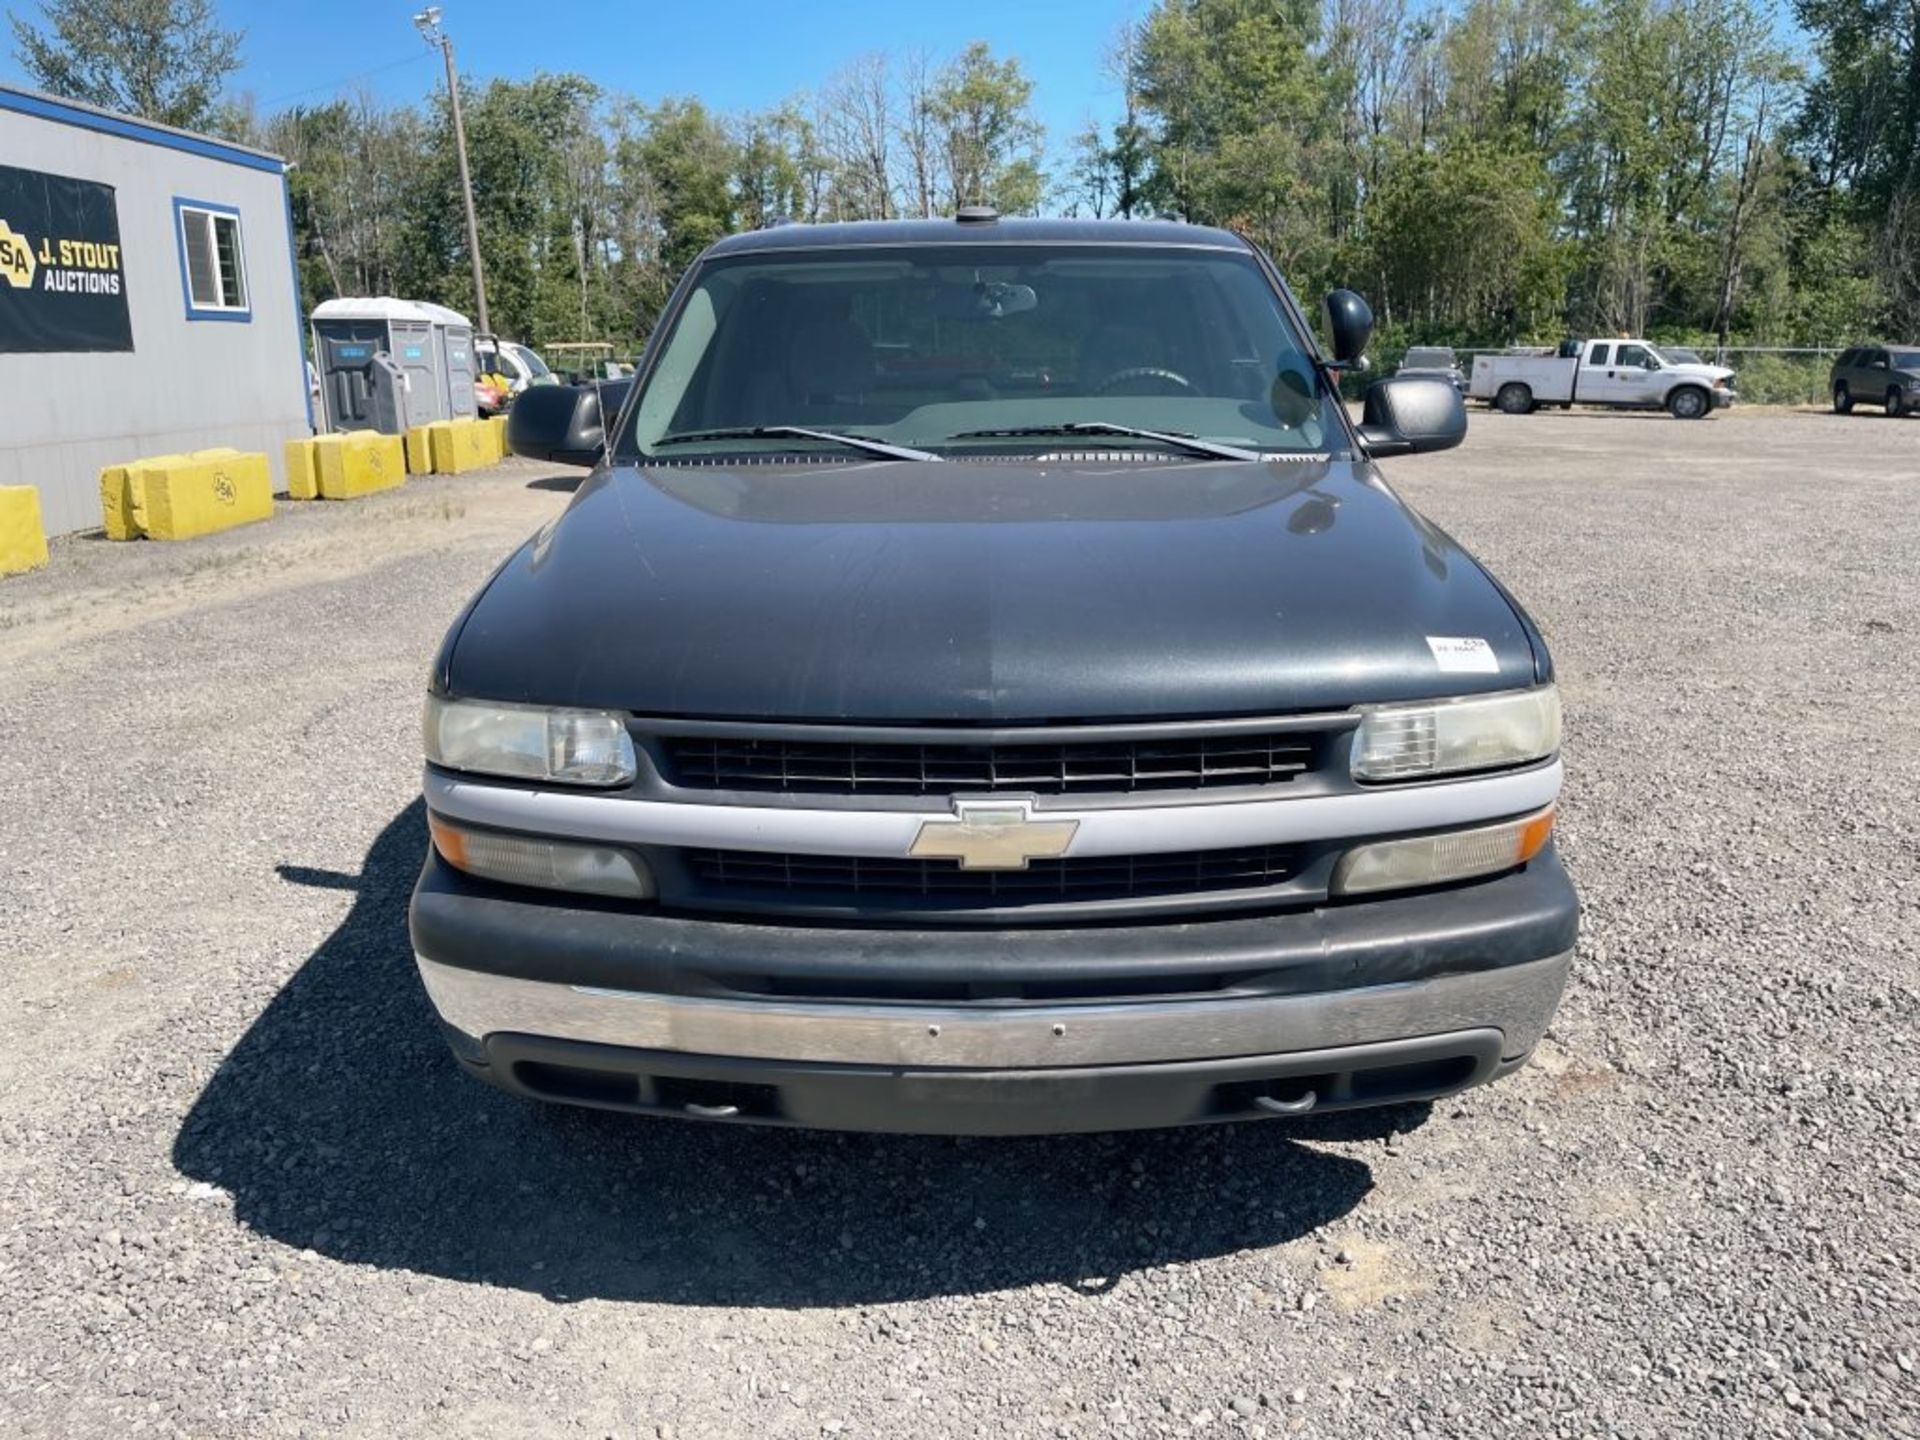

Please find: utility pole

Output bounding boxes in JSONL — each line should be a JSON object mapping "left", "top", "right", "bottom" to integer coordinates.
{"left": 413, "top": 6, "right": 489, "bottom": 334}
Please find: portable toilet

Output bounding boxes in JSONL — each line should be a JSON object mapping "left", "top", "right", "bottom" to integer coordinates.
{"left": 418, "top": 302, "right": 478, "bottom": 421}
{"left": 310, "top": 297, "right": 442, "bottom": 433}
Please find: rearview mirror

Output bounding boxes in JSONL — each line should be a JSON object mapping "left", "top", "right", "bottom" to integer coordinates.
{"left": 1356, "top": 376, "right": 1467, "bottom": 458}
{"left": 1323, "top": 289, "right": 1374, "bottom": 367}
{"left": 506, "top": 380, "right": 631, "bottom": 467}
{"left": 934, "top": 280, "right": 1039, "bottom": 320}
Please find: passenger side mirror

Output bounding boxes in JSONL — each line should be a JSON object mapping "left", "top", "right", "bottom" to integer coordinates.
{"left": 1323, "top": 289, "right": 1374, "bottom": 367}
{"left": 506, "top": 380, "right": 630, "bottom": 467}
{"left": 1356, "top": 376, "right": 1467, "bottom": 458}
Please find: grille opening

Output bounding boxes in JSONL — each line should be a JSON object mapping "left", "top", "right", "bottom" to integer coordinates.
{"left": 687, "top": 845, "right": 1297, "bottom": 904}
{"left": 1347, "top": 1055, "right": 1477, "bottom": 1102}
{"left": 1213, "top": 1074, "right": 1333, "bottom": 1116}
{"left": 513, "top": 1060, "right": 638, "bottom": 1107}
{"left": 661, "top": 732, "right": 1320, "bottom": 796}
{"left": 737, "top": 968, "right": 1246, "bottom": 1004}
{"left": 652, "top": 1076, "right": 781, "bottom": 1119}
{"left": 1212, "top": 1053, "right": 1480, "bottom": 1117}
{"left": 511, "top": 1063, "right": 783, "bottom": 1119}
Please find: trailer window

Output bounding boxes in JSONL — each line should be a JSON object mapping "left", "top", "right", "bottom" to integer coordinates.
{"left": 175, "top": 200, "right": 249, "bottom": 319}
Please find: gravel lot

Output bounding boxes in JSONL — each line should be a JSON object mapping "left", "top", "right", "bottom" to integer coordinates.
{"left": 1, "top": 408, "right": 1915, "bottom": 1439}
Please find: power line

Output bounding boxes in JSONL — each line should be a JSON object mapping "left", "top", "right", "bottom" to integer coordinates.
{"left": 260, "top": 52, "right": 433, "bottom": 109}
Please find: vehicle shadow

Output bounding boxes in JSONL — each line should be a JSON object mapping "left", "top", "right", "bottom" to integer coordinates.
{"left": 526, "top": 473, "right": 585, "bottom": 493}
{"left": 174, "top": 801, "right": 1399, "bottom": 1308}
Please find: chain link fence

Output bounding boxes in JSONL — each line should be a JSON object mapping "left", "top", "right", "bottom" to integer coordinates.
{"left": 1690, "top": 346, "right": 1840, "bottom": 405}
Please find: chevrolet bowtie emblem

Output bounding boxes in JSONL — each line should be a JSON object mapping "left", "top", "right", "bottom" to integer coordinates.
{"left": 907, "top": 799, "right": 1080, "bottom": 871}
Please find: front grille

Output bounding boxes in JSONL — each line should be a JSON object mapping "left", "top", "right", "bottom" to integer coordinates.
{"left": 686, "top": 845, "right": 1296, "bottom": 904}
{"left": 661, "top": 732, "right": 1319, "bottom": 796}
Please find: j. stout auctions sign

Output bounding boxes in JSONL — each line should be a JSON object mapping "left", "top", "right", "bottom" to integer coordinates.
{"left": 0, "top": 162, "right": 133, "bottom": 353}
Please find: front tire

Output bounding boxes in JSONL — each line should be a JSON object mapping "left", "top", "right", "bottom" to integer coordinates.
{"left": 1888, "top": 387, "right": 1906, "bottom": 417}
{"left": 1495, "top": 382, "right": 1534, "bottom": 415}
{"left": 1667, "top": 386, "right": 1710, "bottom": 419}
{"left": 1833, "top": 383, "right": 1853, "bottom": 414}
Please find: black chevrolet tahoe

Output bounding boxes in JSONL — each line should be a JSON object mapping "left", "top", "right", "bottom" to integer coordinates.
{"left": 410, "top": 215, "right": 1576, "bottom": 1135}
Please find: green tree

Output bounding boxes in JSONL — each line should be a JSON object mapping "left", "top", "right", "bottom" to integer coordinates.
{"left": 1131, "top": 0, "right": 1336, "bottom": 277}
{"left": 926, "top": 42, "right": 1045, "bottom": 214}
{"left": 10, "top": 0, "right": 242, "bottom": 131}
{"left": 631, "top": 99, "right": 740, "bottom": 274}
{"left": 1364, "top": 141, "right": 1568, "bottom": 337}
{"left": 266, "top": 95, "right": 423, "bottom": 310}
{"left": 734, "top": 105, "right": 819, "bottom": 228}
{"left": 1792, "top": 0, "right": 1920, "bottom": 330}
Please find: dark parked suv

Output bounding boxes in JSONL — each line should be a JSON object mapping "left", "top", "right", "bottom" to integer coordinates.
{"left": 411, "top": 215, "right": 1576, "bottom": 1135}
{"left": 1831, "top": 344, "right": 1920, "bottom": 416}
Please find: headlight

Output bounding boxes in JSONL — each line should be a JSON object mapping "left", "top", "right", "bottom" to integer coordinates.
{"left": 424, "top": 695, "right": 637, "bottom": 787}
{"left": 428, "top": 813, "right": 655, "bottom": 898}
{"left": 1351, "top": 685, "right": 1560, "bottom": 782}
{"left": 1333, "top": 806, "right": 1556, "bottom": 895}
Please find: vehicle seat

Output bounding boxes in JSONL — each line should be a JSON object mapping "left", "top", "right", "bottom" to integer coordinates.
{"left": 784, "top": 315, "right": 875, "bottom": 419}
{"left": 1079, "top": 323, "right": 1173, "bottom": 392}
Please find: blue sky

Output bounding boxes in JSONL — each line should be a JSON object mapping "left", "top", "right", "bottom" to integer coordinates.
{"left": 3, "top": 0, "right": 1140, "bottom": 152}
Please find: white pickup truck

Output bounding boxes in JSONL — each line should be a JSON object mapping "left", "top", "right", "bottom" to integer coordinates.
{"left": 1470, "top": 339, "right": 1736, "bottom": 419}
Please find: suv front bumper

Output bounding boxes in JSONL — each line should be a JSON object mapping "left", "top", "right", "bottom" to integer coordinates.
{"left": 410, "top": 848, "right": 1578, "bottom": 1134}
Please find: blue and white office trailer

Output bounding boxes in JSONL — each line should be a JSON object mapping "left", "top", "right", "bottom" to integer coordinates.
{"left": 0, "top": 83, "right": 310, "bottom": 535}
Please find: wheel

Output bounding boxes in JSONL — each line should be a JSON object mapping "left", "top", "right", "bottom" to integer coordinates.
{"left": 1833, "top": 383, "right": 1852, "bottom": 414}
{"left": 1887, "top": 387, "right": 1906, "bottom": 417}
{"left": 1667, "top": 386, "right": 1710, "bottom": 419}
{"left": 1495, "top": 382, "right": 1534, "bottom": 415}
{"left": 1091, "top": 366, "right": 1194, "bottom": 395}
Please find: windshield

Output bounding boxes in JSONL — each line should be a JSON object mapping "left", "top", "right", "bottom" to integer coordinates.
{"left": 1403, "top": 347, "right": 1454, "bottom": 368}
{"left": 625, "top": 244, "right": 1337, "bottom": 459}
{"left": 1893, "top": 349, "right": 1920, "bottom": 369}
{"left": 511, "top": 343, "right": 554, "bottom": 380}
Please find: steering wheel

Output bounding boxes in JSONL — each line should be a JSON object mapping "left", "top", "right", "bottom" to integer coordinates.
{"left": 1092, "top": 366, "right": 1195, "bottom": 395}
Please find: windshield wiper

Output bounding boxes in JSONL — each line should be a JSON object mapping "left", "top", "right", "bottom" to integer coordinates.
{"left": 947, "top": 422, "right": 1261, "bottom": 462}
{"left": 652, "top": 425, "right": 941, "bottom": 462}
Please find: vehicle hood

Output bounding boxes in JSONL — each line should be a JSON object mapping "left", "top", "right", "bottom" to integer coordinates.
{"left": 1671, "top": 362, "right": 1735, "bottom": 383}
{"left": 444, "top": 457, "right": 1541, "bottom": 721}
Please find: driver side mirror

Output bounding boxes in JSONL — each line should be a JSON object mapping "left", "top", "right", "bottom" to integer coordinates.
{"left": 506, "top": 379, "right": 631, "bottom": 467}
{"left": 1323, "top": 289, "right": 1374, "bottom": 367}
{"left": 1357, "top": 376, "right": 1467, "bottom": 458}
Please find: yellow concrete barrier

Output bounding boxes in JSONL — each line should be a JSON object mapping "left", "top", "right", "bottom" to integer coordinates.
{"left": 284, "top": 437, "right": 322, "bottom": 500}
{"left": 427, "top": 418, "right": 494, "bottom": 475}
{"left": 0, "top": 485, "right": 50, "bottom": 576}
{"left": 404, "top": 425, "right": 432, "bottom": 475}
{"left": 129, "top": 451, "right": 274, "bottom": 541}
{"left": 486, "top": 414, "right": 509, "bottom": 460}
{"left": 316, "top": 430, "right": 405, "bottom": 500}
{"left": 99, "top": 457, "right": 169, "bottom": 540}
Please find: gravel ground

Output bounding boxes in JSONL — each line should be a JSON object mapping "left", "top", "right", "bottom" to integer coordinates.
{"left": 0, "top": 410, "right": 1914, "bottom": 1439}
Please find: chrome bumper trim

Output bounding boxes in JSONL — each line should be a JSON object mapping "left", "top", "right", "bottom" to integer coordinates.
{"left": 423, "top": 759, "right": 1563, "bottom": 861}
{"left": 417, "top": 951, "right": 1571, "bottom": 1070}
